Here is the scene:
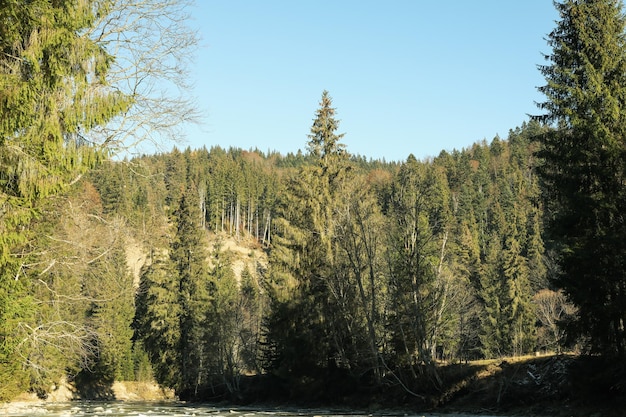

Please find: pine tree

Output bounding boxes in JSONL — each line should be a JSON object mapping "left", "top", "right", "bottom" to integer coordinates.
{"left": 264, "top": 91, "right": 351, "bottom": 377}
{"left": 170, "top": 186, "right": 210, "bottom": 397}
{"left": 86, "top": 239, "right": 136, "bottom": 382}
{"left": 134, "top": 253, "right": 181, "bottom": 388}
{"left": 535, "top": 0, "right": 626, "bottom": 356}
{"left": 0, "top": 1, "right": 131, "bottom": 395}
{"left": 500, "top": 233, "right": 536, "bottom": 356}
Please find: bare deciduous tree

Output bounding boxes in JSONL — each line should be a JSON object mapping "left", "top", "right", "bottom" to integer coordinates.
{"left": 86, "top": 0, "right": 200, "bottom": 155}
{"left": 533, "top": 289, "right": 577, "bottom": 353}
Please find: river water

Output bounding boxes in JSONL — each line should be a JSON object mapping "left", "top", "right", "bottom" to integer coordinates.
{"left": 0, "top": 401, "right": 498, "bottom": 417}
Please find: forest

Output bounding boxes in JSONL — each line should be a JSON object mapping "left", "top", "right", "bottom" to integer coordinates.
{"left": 2, "top": 0, "right": 626, "bottom": 410}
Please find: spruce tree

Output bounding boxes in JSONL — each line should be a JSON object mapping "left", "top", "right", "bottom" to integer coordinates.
{"left": 133, "top": 253, "right": 181, "bottom": 388}
{"left": 170, "top": 186, "right": 210, "bottom": 397}
{"left": 500, "top": 233, "right": 536, "bottom": 356}
{"left": 477, "top": 234, "right": 506, "bottom": 357}
{"left": 264, "top": 91, "right": 351, "bottom": 377}
{"left": 203, "top": 242, "right": 240, "bottom": 390}
{"left": 536, "top": 0, "right": 626, "bottom": 356}
{"left": 0, "top": 1, "right": 130, "bottom": 394}
{"left": 307, "top": 90, "right": 348, "bottom": 172}
{"left": 86, "top": 239, "right": 135, "bottom": 382}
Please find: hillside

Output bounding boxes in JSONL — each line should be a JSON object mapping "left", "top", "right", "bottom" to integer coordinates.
{"left": 125, "top": 232, "right": 267, "bottom": 291}
{"left": 1, "top": 122, "right": 616, "bottom": 405}
{"left": 4, "top": 125, "right": 569, "bottom": 402}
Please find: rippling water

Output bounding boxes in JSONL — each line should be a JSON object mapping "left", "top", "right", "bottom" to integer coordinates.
{"left": 1, "top": 401, "right": 497, "bottom": 417}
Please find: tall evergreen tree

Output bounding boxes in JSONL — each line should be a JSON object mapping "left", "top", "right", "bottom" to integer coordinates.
{"left": 134, "top": 253, "right": 181, "bottom": 388}
{"left": 500, "top": 232, "right": 536, "bottom": 356}
{"left": 0, "top": 1, "right": 131, "bottom": 395}
{"left": 86, "top": 238, "right": 136, "bottom": 382}
{"left": 535, "top": 0, "right": 626, "bottom": 356}
{"left": 170, "top": 185, "right": 210, "bottom": 397}
{"left": 477, "top": 233, "right": 507, "bottom": 357}
{"left": 203, "top": 242, "right": 241, "bottom": 392}
{"left": 264, "top": 91, "right": 351, "bottom": 378}
{"left": 307, "top": 90, "right": 348, "bottom": 171}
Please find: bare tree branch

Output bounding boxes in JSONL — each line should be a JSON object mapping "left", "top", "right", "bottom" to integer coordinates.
{"left": 85, "top": 0, "right": 201, "bottom": 156}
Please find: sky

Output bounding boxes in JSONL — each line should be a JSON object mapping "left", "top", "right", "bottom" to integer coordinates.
{"left": 181, "top": 1, "right": 559, "bottom": 162}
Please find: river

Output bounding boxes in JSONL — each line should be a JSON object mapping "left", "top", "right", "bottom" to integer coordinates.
{"left": 0, "top": 401, "right": 500, "bottom": 417}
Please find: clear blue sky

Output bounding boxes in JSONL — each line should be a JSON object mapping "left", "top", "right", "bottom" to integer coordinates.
{"left": 182, "top": 1, "right": 559, "bottom": 162}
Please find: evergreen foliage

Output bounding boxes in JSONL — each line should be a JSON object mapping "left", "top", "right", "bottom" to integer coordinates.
{"left": 1, "top": 101, "right": 554, "bottom": 400}
{"left": 0, "top": 0, "right": 128, "bottom": 392}
{"left": 4, "top": 0, "right": 620, "bottom": 402}
{"left": 80, "top": 93, "right": 548, "bottom": 401}
{"left": 264, "top": 91, "right": 352, "bottom": 377}
{"left": 134, "top": 252, "right": 181, "bottom": 388}
{"left": 171, "top": 185, "right": 210, "bottom": 396}
{"left": 0, "top": 0, "right": 196, "bottom": 399}
{"left": 535, "top": 0, "right": 626, "bottom": 356}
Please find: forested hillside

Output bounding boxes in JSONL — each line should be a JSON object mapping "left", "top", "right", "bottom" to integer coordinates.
{"left": 3, "top": 0, "right": 626, "bottom": 412}
{"left": 7, "top": 93, "right": 574, "bottom": 401}
{"left": 0, "top": 78, "right": 582, "bottom": 401}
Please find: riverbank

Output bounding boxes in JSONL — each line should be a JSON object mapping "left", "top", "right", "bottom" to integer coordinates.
{"left": 229, "top": 355, "right": 625, "bottom": 416}
{"left": 433, "top": 355, "right": 616, "bottom": 416}
{"left": 2, "top": 355, "right": 624, "bottom": 416}
{"left": 1, "top": 380, "right": 174, "bottom": 410}
{"left": 1, "top": 381, "right": 175, "bottom": 416}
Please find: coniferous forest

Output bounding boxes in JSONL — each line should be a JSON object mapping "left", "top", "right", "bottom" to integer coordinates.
{"left": 2, "top": 0, "right": 626, "bottom": 412}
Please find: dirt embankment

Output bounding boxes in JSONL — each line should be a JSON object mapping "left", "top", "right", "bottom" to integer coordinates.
{"left": 110, "top": 381, "right": 175, "bottom": 401}
{"left": 434, "top": 355, "right": 626, "bottom": 416}
{"left": 4, "top": 379, "right": 174, "bottom": 405}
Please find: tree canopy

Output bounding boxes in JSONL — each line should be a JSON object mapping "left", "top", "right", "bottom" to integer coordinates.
{"left": 2, "top": 0, "right": 624, "bottom": 407}
{"left": 535, "top": 0, "right": 626, "bottom": 356}
{"left": 0, "top": 0, "right": 196, "bottom": 397}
